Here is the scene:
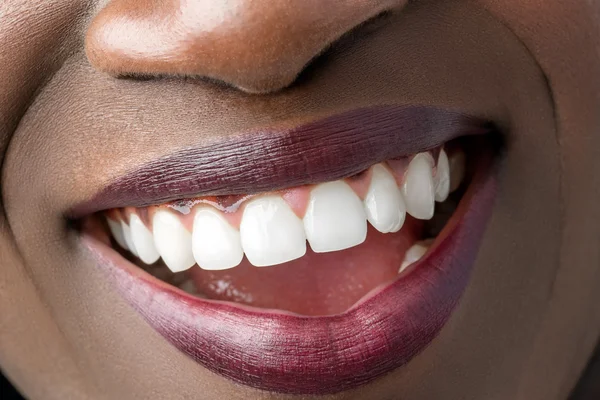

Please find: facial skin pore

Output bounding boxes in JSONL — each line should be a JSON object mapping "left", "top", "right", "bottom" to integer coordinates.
{"left": 0, "top": 1, "right": 599, "bottom": 399}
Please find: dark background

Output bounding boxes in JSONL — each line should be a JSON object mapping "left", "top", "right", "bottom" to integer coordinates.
{"left": 1, "top": 370, "right": 23, "bottom": 399}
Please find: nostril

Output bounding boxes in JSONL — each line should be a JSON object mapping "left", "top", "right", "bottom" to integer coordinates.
{"left": 85, "top": 0, "right": 403, "bottom": 94}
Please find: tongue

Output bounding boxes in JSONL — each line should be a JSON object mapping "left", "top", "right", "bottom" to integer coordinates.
{"left": 188, "top": 218, "right": 423, "bottom": 316}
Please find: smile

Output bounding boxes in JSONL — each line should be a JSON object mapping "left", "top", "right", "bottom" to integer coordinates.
{"left": 77, "top": 105, "right": 499, "bottom": 395}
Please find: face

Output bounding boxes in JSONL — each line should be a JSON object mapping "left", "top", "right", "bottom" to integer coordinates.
{"left": 1, "top": 1, "right": 599, "bottom": 399}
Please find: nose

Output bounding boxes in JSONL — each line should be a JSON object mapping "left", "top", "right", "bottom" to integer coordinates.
{"left": 85, "top": 0, "right": 399, "bottom": 93}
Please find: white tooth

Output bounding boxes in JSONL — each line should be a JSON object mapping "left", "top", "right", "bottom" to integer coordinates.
{"left": 106, "top": 217, "right": 128, "bottom": 250}
{"left": 434, "top": 149, "right": 450, "bottom": 202}
{"left": 192, "top": 207, "right": 244, "bottom": 270}
{"left": 399, "top": 242, "right": 429, "bottom": 273}
{"left": 449, "top": 150, "right": 466, "bottom": 193}
{"left": 120, "top": 220, "right": 138, "bottom": 256}
{"left": 129, "top": 214, "right": 160, "bottom": 265}
{"left": 402, "top": 153, "right": 435, "bottom": 220}
{"left": 303, "top": 181, "right": 367, "bottom": 252}
{"left": 240, "top": 196, "right": 306, "bottom": 267}
{"left": 364, "top": 164, "right": 406, "bottom": 233}
{"left": 152, "top": 210, "right": 195, "bottom": 273}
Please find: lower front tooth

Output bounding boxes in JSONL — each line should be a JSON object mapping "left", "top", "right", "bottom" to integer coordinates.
{"left": 399, "top": 242, "right": 430, "bottom": 273}
{"left": 192, "top": 207, "right": 244, "bottom": 270}
{"left": 153, "top": 210, "right": 196, "bottom": 273}
{"left": 240, "top": 196, "right": 306, "bottom": 267}
{"left": 303, "top": 181, "right": 367, "bottom": 253}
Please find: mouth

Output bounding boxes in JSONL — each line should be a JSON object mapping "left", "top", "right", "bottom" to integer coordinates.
{"left": 77, "top": 105, "right": 499, "bottom": 395}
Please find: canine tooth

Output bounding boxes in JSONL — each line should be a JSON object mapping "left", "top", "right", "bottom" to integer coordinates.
{"left": 399, "top": 242, "right": 429, "bottom": 272}
{"left": 120, "top": 220, "right": 139, "bottom": 256}
{"left": 402, "top": 153, "right": 435, "bottom": 220}
{"left": 153, "top": 210, "right": 195, "bottom": 273}
{"left": 449, "top": 150, "right": 466, "bottom": 193}
{"left": 434, "top": 149, "right": 450, "bottom": 202}
{"left": 192, "top": 207, "right": 244, "bottom": 270}
{"left": 364, "top": 164, "right": 406, "bottom": 233}
{"left": 106, "top": 217, "right": 128, "bottom": 250}
{"left": 304, "top": 181, "right": 367, "bottom": 253}
{"left": 240, "top": 196, "right": 306, "bottom": 267}
{"left": 129, "top": 214, "right": 160, "bottom": 265}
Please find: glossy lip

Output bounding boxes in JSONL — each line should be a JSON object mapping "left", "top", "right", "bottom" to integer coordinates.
{"left": 70, "top": 105, "right": 492, "bottom": 217}
{"left": 80, "top": 145, "right": 497, "bottom": 395}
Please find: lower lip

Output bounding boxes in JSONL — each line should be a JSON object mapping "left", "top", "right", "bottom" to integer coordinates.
{"left": 82, "top": 154, "right": 497, "bottom": 395}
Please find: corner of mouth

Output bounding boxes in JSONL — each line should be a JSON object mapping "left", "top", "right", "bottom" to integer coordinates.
{"left": 76, "top": 105, "right": 502, "bottom": 395}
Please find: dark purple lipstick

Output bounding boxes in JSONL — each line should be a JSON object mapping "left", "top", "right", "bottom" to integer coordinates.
{"left": 72, "top": 106, "right": 491, "bottom": 216}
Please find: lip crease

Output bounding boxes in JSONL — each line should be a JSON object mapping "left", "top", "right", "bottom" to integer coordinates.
{"left": 70, "top": 105, "right": 492, "bottom": 217}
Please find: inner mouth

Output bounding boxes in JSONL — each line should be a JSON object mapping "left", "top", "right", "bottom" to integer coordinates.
{"left": 83, "top": 137, "right": 475, "bottom": 316}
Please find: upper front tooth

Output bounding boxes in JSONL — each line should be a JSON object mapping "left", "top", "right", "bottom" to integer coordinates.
{"left": 364, "top": 164, "right": 406, "bottom": 233}
{"left": 106, "top": 217, "right": 128, "bottom": 250}
{"left": 192, "top": 207, "right": 244, "bottom": 270}
{"left": 153, "top": 210, "right": 195, "bottom": 273}
{"left": 120, "top": 220, "right": 139, "bottom": 256}
{"left": 303, "top": 181, "right": 367, "bottom": 253}
{"left": 434, "top": 149, "right": 450, "bottom": 202}
{"left": 403, "top": 153, "right": 435, "bottom": 220}
{"left": 129, "top": 214, "right": 160, "bottom": 265}
{"left": 240, "top": 196, "right": 306, "bottom": 267}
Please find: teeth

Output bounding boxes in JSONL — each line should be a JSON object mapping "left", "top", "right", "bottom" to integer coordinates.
{"left": 304, "top": 181, "right": 367, "bottom": 252}
{"left": 434, "top": 149, "right": 450, "bottom": 202}
{"left": 240, "top": 196, "right": 306, "bottom": 267}
{"left": 152, "top": 210, "right": 195, "bottom": 273}
{"left": 129, "top": 214, "right": 160, "bottom": 265}
{"left": 107, "top": 148, "right": 463, "bottom": 269}
{"left": 399, "top": 241, "right": 430, "bottom": 273}
{"left": 106, "top": 217, "right": 128, "bottom": 250}
{"left": 120, "top": 220, "right": 139, "bottom": 257}
{"left": 192, "top": 207, "right": 244, "bottom": 270}
{"left": 402, "top": 153, "right": 435, "bottom": 220}
{"left": 364, "top": 164, "right": 406, "bottom": 233}
{"left": 449, "top": 150, "right": 466, "bottom": 193}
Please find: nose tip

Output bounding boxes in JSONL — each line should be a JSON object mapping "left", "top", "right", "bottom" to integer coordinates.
{"left": 85, "top": 0, "right": 396, "bottom": 93}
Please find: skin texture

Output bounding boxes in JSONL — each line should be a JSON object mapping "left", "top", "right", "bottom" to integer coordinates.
{"left": 0, "top": 1, "right": 599, "bottom": 399}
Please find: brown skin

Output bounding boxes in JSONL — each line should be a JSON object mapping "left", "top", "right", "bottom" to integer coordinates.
{"left": 0, "top": 0, "right": 599, "bottom": 399}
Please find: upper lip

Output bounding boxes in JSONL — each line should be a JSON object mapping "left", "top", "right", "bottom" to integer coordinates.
{"left": 70, "top": 105, "right": 491, "bottom": 216}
